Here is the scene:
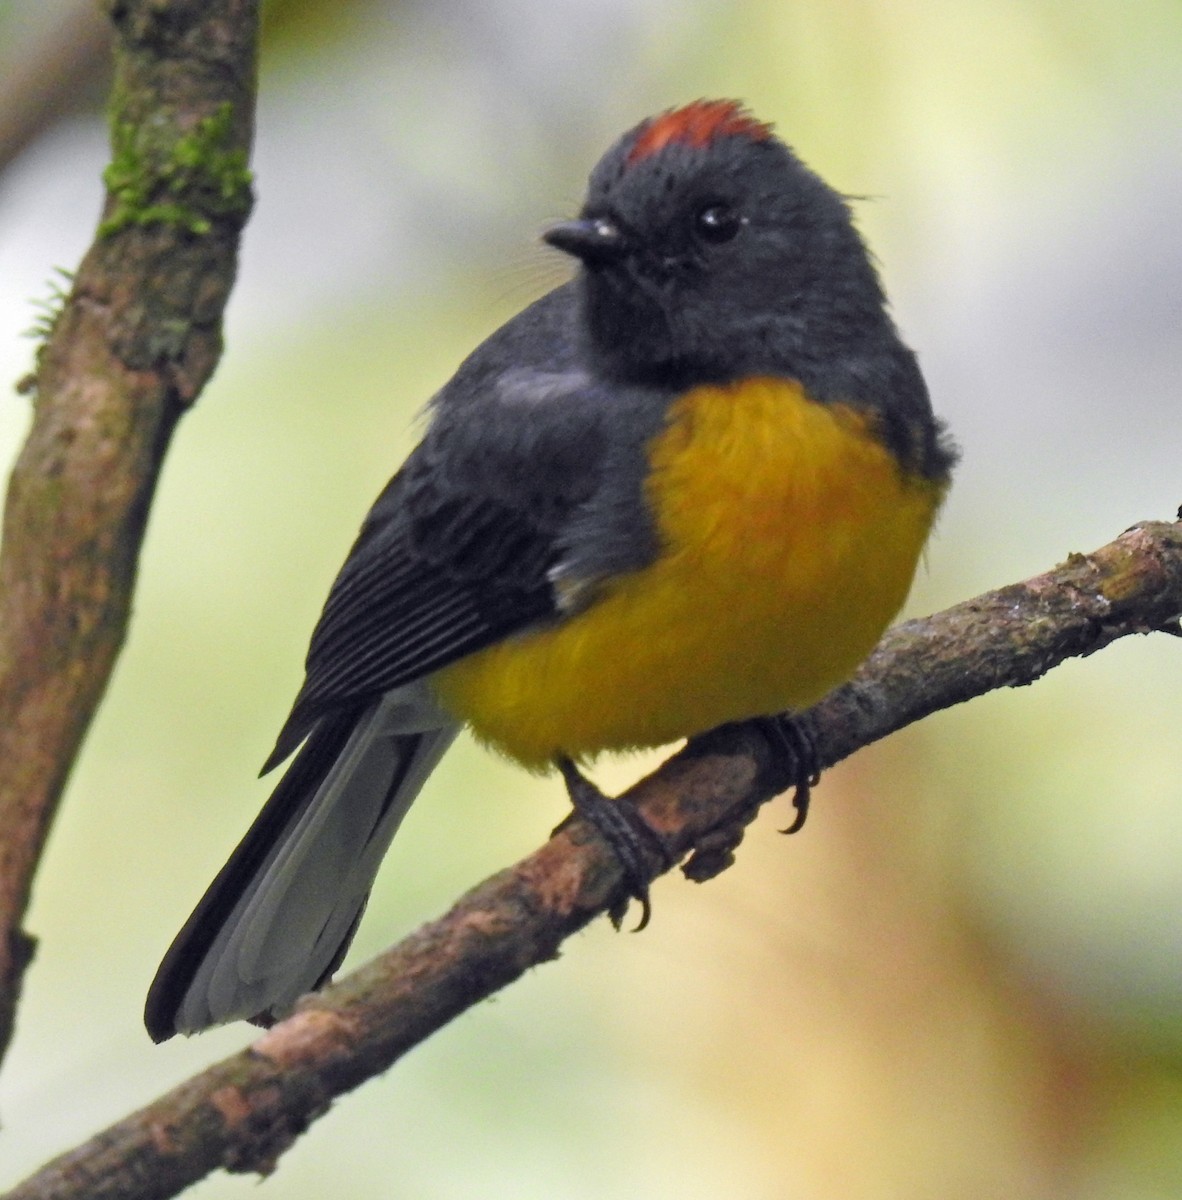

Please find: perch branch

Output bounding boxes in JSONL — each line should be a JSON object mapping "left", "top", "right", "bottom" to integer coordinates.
{"left": 5, "top": 518, "right": 1180, "bottom": 1200}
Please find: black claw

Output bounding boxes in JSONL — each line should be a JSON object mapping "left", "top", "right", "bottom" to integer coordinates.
{"left": 753, "top": 715, "right": 821, "bottom": 834}
{"left": 615, "top": 886, "right": 652, "bottom": 933}
{"left": 557, "top": 756, "right": 668, "bottom": 930}
{"left": 781, "top": 794, "right": 810, "bottom": 836}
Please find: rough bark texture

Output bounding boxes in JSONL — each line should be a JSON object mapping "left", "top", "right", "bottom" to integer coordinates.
{"left": 0, "top": 0, "right": 257, "bottom": 1071}
{"left": 5, "top": 518, "right": 1180, "bottom": 1200}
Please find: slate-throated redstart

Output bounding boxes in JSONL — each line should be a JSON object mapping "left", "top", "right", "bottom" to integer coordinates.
{"left": 145, "top": 100, "right": 955, "bottom": 1041}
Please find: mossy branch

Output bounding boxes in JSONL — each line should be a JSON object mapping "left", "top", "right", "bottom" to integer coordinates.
{"left": 5, "top": 518, "right": 1180, "bottom": 1200}
{"left": 100, "top": 101, "right": 253, "bottom": 238}
{"left": 0, "top": 0, "right": 258, "bottom": 1074}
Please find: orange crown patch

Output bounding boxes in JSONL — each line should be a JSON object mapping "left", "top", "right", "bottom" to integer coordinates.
{"left": 627, "top": 100, "right": 774, "bottom": 164}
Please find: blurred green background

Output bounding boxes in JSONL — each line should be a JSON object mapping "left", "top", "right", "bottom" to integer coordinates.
{"left": 1, "top": 1, "right": 1180, "bottom": 1196}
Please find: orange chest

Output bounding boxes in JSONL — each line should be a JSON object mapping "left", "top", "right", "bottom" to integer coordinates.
{"left": 646, "top": 377, "right": 941, "bottom": 596}
{"left": 434, "top": 377, "right": 945, "bottom": 766}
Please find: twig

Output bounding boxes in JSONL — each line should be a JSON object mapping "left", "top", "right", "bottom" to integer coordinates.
{"left": 0, "top": 0, "right": 257, "bottom": 1071}
{"left": 0, "top": 0, "right": 112, "bottom": 181}
{"left": 5, "top": 517, "right": 1180, "bottom": 1200}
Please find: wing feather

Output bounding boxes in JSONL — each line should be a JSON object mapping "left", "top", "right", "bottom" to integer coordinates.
{"left": 264, "top": 414, "right": 605, "bottom": 769}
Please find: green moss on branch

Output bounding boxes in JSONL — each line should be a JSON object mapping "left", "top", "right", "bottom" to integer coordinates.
{"left": 100, "top": 101, "right": 253, "bottom": 238}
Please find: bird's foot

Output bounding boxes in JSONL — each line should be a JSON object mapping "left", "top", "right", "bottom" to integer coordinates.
{"left": 556, "top": 756, "right": 672, "bottom": 930}
{"left": 752, "top": 713, "right": 822, "bottom": 834}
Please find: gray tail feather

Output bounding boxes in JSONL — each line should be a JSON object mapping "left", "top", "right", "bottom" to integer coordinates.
{"left": 145, "top": 698, "right": 458, "bottom": 1040}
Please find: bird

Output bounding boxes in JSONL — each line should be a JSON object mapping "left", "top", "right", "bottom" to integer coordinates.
{"left": 145, "top": 99, "right": 955, "bottom": 1042}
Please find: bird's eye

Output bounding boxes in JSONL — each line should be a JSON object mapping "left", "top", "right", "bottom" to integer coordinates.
{"left": 694, "top": 202, "right": 743, "bottom": 244}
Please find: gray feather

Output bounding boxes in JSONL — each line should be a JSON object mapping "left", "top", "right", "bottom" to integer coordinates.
{"left": 170, "top": 687, "right": 458, "bottom": 1033}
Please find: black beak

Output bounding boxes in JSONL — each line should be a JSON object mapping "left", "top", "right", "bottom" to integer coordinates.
{"left": 542, "top": 217, "right": 627, "bottom": 266}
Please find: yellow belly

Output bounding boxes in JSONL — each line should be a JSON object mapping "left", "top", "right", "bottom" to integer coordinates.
{"left": 432, "top": 377, "right": 945, "bottom": 768}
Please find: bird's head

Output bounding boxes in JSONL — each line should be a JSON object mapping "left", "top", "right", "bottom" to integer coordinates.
{"left": 544, "top": 100, "right": 889, "bottom": 387}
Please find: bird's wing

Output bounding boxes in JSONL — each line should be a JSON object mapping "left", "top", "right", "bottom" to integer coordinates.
{"left": 263, "top": 371, "right": 620, "bottom": 769}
